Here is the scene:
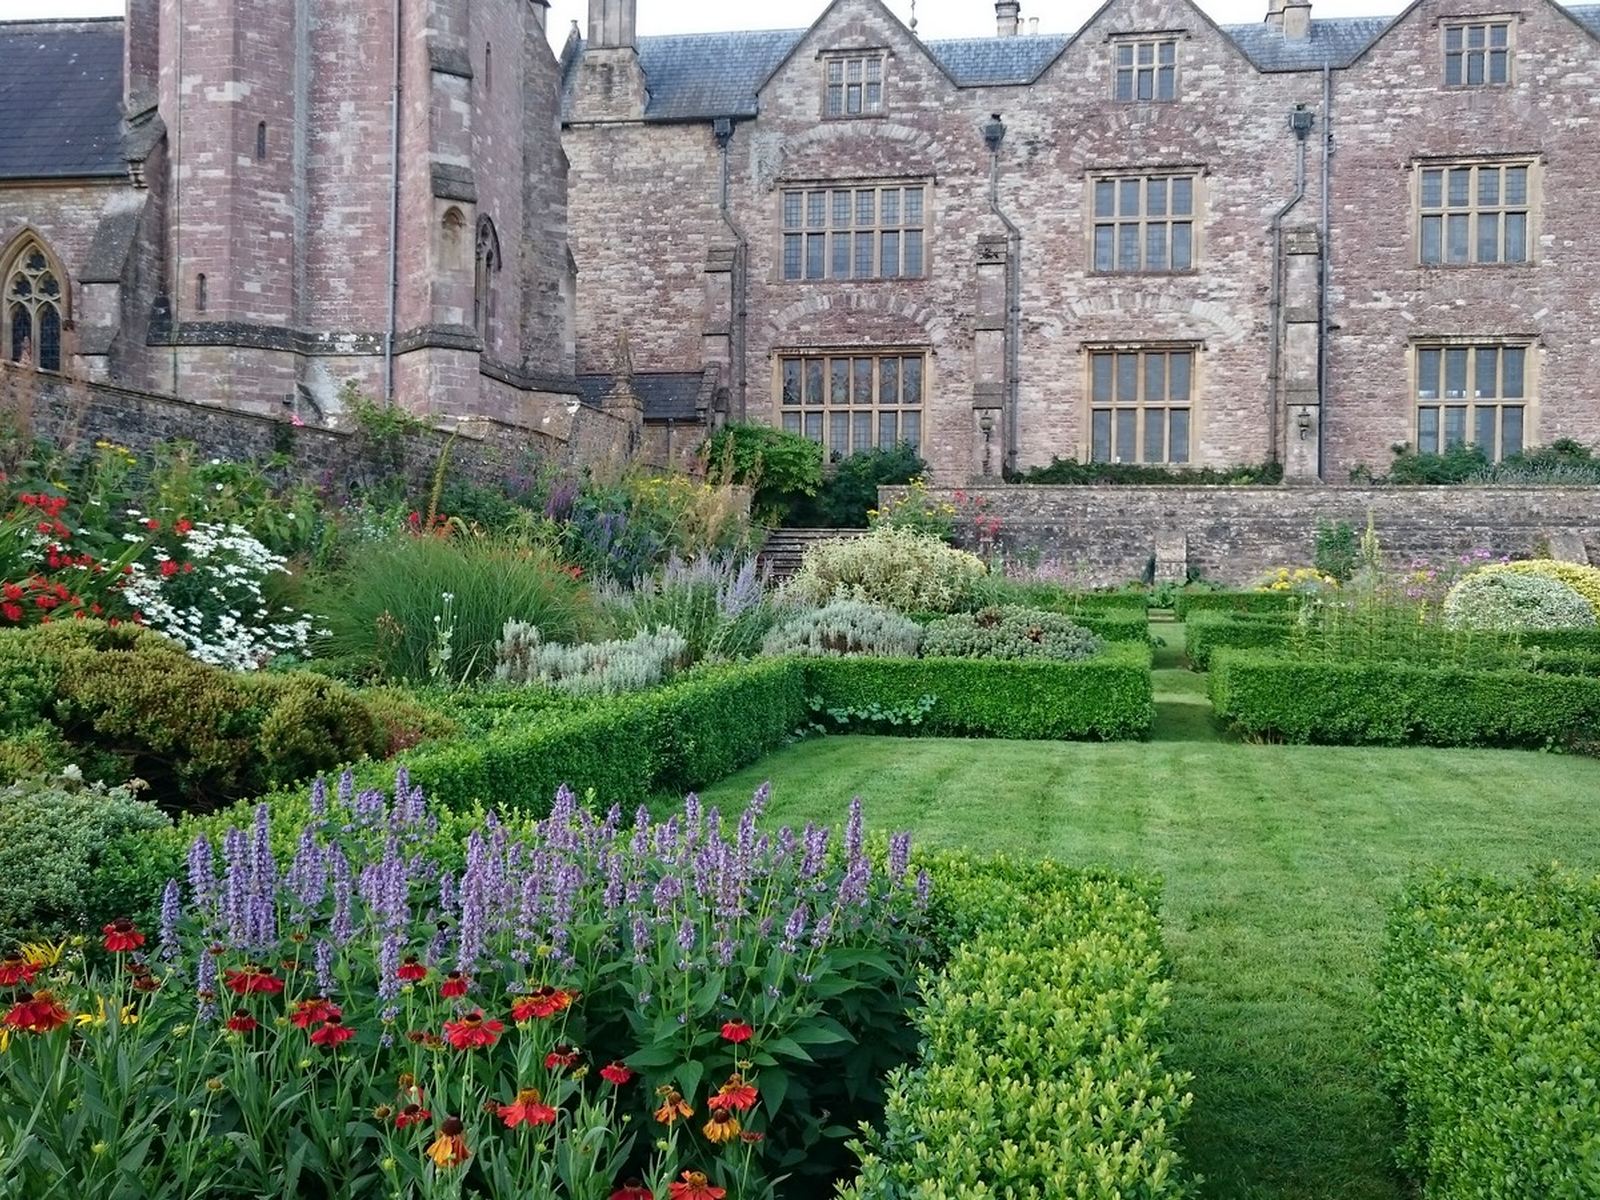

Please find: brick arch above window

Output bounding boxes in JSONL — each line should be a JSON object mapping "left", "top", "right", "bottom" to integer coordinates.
{"left": 1, "top": 230, "right": 69, "bottom": 374}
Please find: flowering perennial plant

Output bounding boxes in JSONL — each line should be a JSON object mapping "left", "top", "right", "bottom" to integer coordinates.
{"left": 0, "top": 771, "right": 930, "bottom": 1199}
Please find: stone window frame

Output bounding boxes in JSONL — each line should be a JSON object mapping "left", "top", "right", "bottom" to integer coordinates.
{"left": 474, "top": 216, "right": 501, "bottom": 349}
{"left": 775, "top": 347, "right": 927, "bottom": 461}
{"left": 779, "top": 180, "right": 929, "bottom": 283}
{"left": 1413, "top": 154, "right": 1537, "bottom": 268}
{"left": 1441, "top": 16, "right": 1514, "bottom": 87}
{"left": 821, "top": 50, "right": 888, "bottom": 119}
{"left": 1109, "top": 33, "right": 1181, "bottom": 103}
{"left": 1409, "top": 335, "right": 1537, "bottom": 461}
{"left": 1, "top": 233, "right": 70, "bottom": 375}
{"left": 1087, "top": 168, "right": 1204, "bottom": 275}
{"left": 1083, "top": 342, "right": 1200, "bottom": 466}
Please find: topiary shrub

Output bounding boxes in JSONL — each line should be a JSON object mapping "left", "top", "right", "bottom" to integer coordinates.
{"left": 763, "top": 599, "right": 923, "bottom": 659}
{"left": 922, "top": 606, "right": 1102, "bottom": 662}
{"left": 0, "top": 771, "right": 171, "bottom": 943}
{"left": 494, "top": 622, "right": 690, "bottom": 696}
{"left": 1481, "top": 559, "right": 1600, "bottom": 617}
{"left": 783, "top": 525, "right": 986, "bottom": 614}
{"left": 1443, "top": 570, "right": 1597, "bottom": 631}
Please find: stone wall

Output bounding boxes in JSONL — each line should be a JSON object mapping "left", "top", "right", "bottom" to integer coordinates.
{"left": 883, "top": 483, "right": 1600, "bottom": 586}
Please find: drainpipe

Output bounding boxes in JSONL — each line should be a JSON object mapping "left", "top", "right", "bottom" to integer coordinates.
{"left": 1318, "top": 65, "right": 1333, "bottom": 482}
{"left": 170, "top": 0, "right": 183, "bottom": 394}
{"left": 713, "top": 117, "right": 748, "bottom": 421}
{"left": 1267, "top": 104, "right": 1312, "bottom": 467}
{"left": 383, "top": 0, "right": 403, "bottom": 404}
{"left": 984, "top": 114, "right": 1021, "bottom": 474}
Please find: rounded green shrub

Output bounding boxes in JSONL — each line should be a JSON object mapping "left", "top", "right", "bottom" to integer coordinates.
{"left": 762, "top": 599, "right": 924, "bottom": 658}
{"left": 922, "top": 606, "right": 1102, "bottom": 662}
{"left": 1482, "top": 559, "right": 1600, "bottom": 616}
{"left": 783, "top": 526, "right": 987, "bottom": 614}
{"left": 1443, "top": 570, "right": 1597, "bottom": 631}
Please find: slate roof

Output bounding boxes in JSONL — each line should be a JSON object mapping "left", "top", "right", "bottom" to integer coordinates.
{"left": 576, "top": 371, "right": 710, "bottom": 421}
{"left": 1220, "top": 17, "right": 1395, "bottom": 70}
{"left": 0, "top": 19, "right": 125, "bottom": 180}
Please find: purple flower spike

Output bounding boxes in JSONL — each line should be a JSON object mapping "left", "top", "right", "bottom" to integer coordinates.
{"left": 157, "top": 879, "right": 182, "bottom": 962}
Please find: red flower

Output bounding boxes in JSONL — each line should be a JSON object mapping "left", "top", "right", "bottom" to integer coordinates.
{"left": 290, "top": 996, "right": 340, "bottom": 1028}
{"left": 226, "top": 1010, "right": 259, "bottom": 1033}
{"left": 497, "top": 1086, "right": 558, "bottom": 1130}
{"left": 3, "top": 990, "right": 71, "bottom": 1034}
{"left": 396, "top": 955, "right": 428, "bottom": 983}
{"left": 144, "top": 519, "right": 160, "bottom": 531}
{"left": 1, "top": 604, "right": 20, "bottom": 623}
{"left": 544, "top": 1044, "right": 581, "bottom": 1071}
{"left": 182, "top": 562, "right": 194, "bottom": 574}
{"left": 610, "top": 1182, "right": 653, "bottom": 1200}
{"left": 512, "top": 985, "right": 574, "bottom": 1021}
{"left": 309, "top": 1014, "right": 356, "bottom": 1048}
{"left": 600, "top": 1061, "right": 634, "bottom": 1086}
{"left": 707, "top": 1074, "right": 758, "bottom": 1113}
{"left": 440, "top": 971, "right": 469, "bottom": 998}
{"left": 442, "top": 1010, "right": 504, "bottom": 1050}
{"left": 0, "top": 953, "right": 39, "bottom": 987}
{"left": 2, "top": 583, "right": 20, "bottom": 601}
{"left": 223, "top": 965, "right": 285, "bottom": 996}
{"left": 159, "top": 560, "right": 180, "bottom": 577}
{"left": 395, "top": 1102, "right": 431, "bottom": 1129}
{"left": 175, "top": 518, "right": 194, "bottom": 535}
{"left": 101, "top": 918, "right": 145, "bottom": 953}
{"left": 719, "top": 1019, "right": 754, "bottom": 1044}
{"left": 668, "top": 1172, "right": 725, "bottom": 1200}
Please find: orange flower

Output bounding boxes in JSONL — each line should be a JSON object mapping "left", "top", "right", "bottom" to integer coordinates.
{"left": 668, "top": 1172, "right": 725, "bottom": 1200}
{"left": 707, "top": 1074, "right": 758, "bottom": 1113}
{"left": 442, "top": 1010, "right": 504, "bottom": 1050}
{"left": 290, "top": 997, "right": 340, "bottom": 1028}
{"left": 719, "top": 1019, "right": 753, "bottom": 1044}
{"left": 101, "top": 918, "right": 145, "bottom": 953}
{"left": 3, "top": 990, "right": 71, "bottom": 1034}
{"left": 426, "top": 1117, "right": 470, "bottom": 1168}
{"left": 309, "top": 1014, "right": 355, "bottom": 1048}
{"left": 511, "top": 984, "right": 574, "bottom": 1021}
{"left": 703, "top": 1110, "right": 742, "bottom": 1143}
{"left": 653, "top": 1086, "right": 694, "bottom": 1126}
{"left": 497, "top": 1087, "right": 558, "bottom": 1130}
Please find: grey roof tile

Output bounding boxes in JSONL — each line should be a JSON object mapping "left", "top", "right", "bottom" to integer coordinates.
{"left": 1221, "top": 16, "right": 1396, "bottom": 71}
{"left": 576, "top": 371, "right": 709, "bottom": 421}
{"left": 922, "top": 33, "right": 1071, "bottom": 85}
{"left": 1571, "top": 4, "right": 1600, "bottom": 36}
{"left": 0, "top": 19, "right": 125, "bottom": 180}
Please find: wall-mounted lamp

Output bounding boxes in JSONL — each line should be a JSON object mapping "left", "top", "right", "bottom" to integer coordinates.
{"left": 1288, "top": 104, "right": 1314, "bottom": 141}
{"left": 982, "top": 113, "right": 1007, "bottom": 154}
{"left": 1295, "top": 408, "right": 1316, "bottom": 441}
{"left": 979, "top": 410, "right": 997, "bottom": 476}
{"left": 712, "top": 116, "right": 734, "bottom": 149}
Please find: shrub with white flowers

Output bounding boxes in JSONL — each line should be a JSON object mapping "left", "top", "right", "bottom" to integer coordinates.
{"left": 122, "top": 521, "right": 316, "bottom": 670}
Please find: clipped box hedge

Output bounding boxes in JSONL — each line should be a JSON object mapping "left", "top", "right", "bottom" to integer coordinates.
{"left": 1072, "top": 607, "right": 1150, "bottom": 644}
{"left": 846, "top": 854, "right": 1195, "bottom": 1199}
{"left": 804, "top": 642, "right": 1153, "bottom": 741}
{"left": 1520, "top": 627, "right": 1600, "bottom": 654}
{"left": 1184, "top": 611, "right": 1297, "bottom": 671}
{"left": 1174, "top": 590, "right": 1305, "bottom": 620}
{"left": 1377, "top": 869, "right": 1600, "bottom": 1198}
{"left": 1209, "top": 648, "right": 1600, "bottom": 746}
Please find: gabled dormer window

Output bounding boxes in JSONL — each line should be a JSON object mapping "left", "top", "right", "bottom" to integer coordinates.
{"left": 1444, "top": 20, "right": 1511, "bottom": 86}
{"left": 824, "top": 53, "right": 885, "bottom": 117}
{"left": 1113, "top": 37, "right": 1177, "bottom": 102}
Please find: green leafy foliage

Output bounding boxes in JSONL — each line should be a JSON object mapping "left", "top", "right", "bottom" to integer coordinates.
{"left": 846, "top": 854, "right": 1196, "bottom": 1199}
{"left": 1008, "top": 456, "right": 1282, "bottom": 485}
{"left": 789, "top": 444, "right": 925, "bottom": 528}
{"left": 1376, "top": 868, "right": 1600, "bottom": 1198}
{"left": 922, "top": 606, "right": 1102, "bottom": 661}
{"left": 806, "top": 692, "right": 936, "bottom": 734}
{"left": 1184, "top": 611, "right": 1297, "bottom": 671}
{"left": 1480, "top": 558, "right": 1600, "bottom": 615}
{"left": 1443, "top": 570, "right": 1596, "bottom": 631}
{"left": 1314, "top": 520, "right": 1360, "bottom": 582}
{"left": 783, "top": 526, "right": 987, "bottom": 614}
{"left": 761, "top": 599, "right": 925, "bottom": 659}
{"left": 1356, "top": 437, "right": 1600, "bottom": 485}
{"left": 1209, "top": 648, "right": 1600, "bottom": 746}
{"left": 804, "top": 643, "right": 1153, "bottom": 740}
{"left": 1173, "top": 590, "right": 1305, "bottom": 620}
{"left": 703, "top": 423, "right": 824, "bottom": 526}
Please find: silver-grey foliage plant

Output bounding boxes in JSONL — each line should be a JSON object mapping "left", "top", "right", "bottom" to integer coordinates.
{"left": 922, "top": 606, "right": 1103, "bottom": 662}
{"left": 761, "top": 599, "right": 924, "bottom": 659}
{"left": 495, "top": 621, "right": 690, "bottom": 695}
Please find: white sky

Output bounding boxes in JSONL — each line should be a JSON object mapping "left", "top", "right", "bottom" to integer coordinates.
{"left": 0, "top": 0, "right": 1399, "bottom": 41}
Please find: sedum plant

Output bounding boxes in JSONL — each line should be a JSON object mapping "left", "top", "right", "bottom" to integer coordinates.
{"left": 782, "top": 525, "right": 986, "bottom": 614}
{"left": 922, "top": 606, "right": 1102, "bottom": 662}
{"left": 762, "top": 599, "right": 923, "bottom": 659}
{"left": 494, "top": 622, "right": 689, "bottom": 696}
{"left": 1442, "top": 570, "right": 1597, "bottom": 631}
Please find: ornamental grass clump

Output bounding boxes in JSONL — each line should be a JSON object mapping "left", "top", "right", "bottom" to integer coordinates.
{"left": 494, "top": 622, "right": 690, "bottom": 696}
{"left": 922, "top": 606, "right": 1102, "bottom": 662}
{"left": 1442, "top": 570, "right": 1597, "bottom": 632}
{"left": 600, "top": 556, "right": 776, "bottom": 664}
{"left": 783, "top": 526, "right": 986, "bottom": 614}
{"left": 761, "top": 599, "right": 924, "bottom": 659}
{"left": 0, "top": 772, "right": 929, "bottom": 1199}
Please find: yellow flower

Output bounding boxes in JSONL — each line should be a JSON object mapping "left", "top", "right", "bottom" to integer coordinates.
{"left": 73, "top": 996, "right": 139, "bottom": 1028}
{"left": 20, "top": 941, "right": 66, "bottom": 969}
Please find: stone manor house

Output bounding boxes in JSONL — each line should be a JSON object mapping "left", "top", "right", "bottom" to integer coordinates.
{"left": 3, "top": 0, "right": 1600, "bottom": 483}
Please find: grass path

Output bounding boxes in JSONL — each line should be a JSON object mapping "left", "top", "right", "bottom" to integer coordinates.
{"left": 701, "top": 625, "right": 1600, "bottom": 1199}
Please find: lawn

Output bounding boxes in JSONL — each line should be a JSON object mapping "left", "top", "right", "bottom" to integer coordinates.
{"left": 700, "top": 624, "right": 1600, "bottom": 1200}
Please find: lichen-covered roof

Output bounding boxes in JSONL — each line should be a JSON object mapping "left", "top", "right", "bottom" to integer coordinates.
{"left": 0, "top": 19, "right": 125, "bottom": 180}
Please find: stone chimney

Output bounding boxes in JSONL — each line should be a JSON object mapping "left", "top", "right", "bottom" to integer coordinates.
{"left": 1283, "top": 0, "right": 1312, "bottom": 39}
{"left": 1027, "top": 17, "right": 1039, "bottom": 35}
{"left": 996, "top": 1, "right": 1021, "bottom": 37}
{"left": 530, "top": 0, "right": 549, "bottom": 35}
{"left": 123, "top": 0, "right": 159, "bottom": 115}
{"left": 1265, "top": 0, "right": 1286, "bottom": 29}
{"left": 588, "top": 0, "right": 637, "bottom": 49}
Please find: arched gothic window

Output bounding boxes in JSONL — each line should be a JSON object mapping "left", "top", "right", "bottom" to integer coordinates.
{"left": 474, "top": 216, "right": 501, "bottom": 348}
{"left": 3, "top": 238, "right": 65, "bottom": 373}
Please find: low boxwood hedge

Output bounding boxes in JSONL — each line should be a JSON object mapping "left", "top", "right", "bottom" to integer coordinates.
{"left": 846, "top": 854, "right": 1195, "bottom": 1198}
{"left": 1185, "top": 611, "right": 1297, "bottom": 670}
{"left": 1174, "top": 590, "right": 1305, "bottom": 620}
{"left": 805, "top": 642, "right": 1153, "bottom": 740}
{"left": 1377, "top": 869, "right": 1600, "bottom": 1198}
{"left": 1521, "top": 627, "right": 1600, "bottom": 654}
{"left": 1209, "top": 648, "right": 1600, "bottom": 746}
{"left": 1072, "top": 607, "right": 1150, "bottom": 644}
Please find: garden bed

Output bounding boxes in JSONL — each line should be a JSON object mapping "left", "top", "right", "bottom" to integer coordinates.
{"left": 1184, "top": 611, "right": 1296, "bottom": 671}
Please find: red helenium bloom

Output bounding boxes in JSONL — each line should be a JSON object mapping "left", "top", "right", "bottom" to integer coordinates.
{"left": 442, "top": 1010, "right": 504, "bottom": 1050}
{"left": 497, "top": 1087, "right": 558, "bottom": 1130}
{"left": 544, "top": 1044, "right": 580, "bottom": 1071}
{"left": 290, "top": 997, "right": 340, "bottom": 1028}
{"left": 0, "top": 953, "right": 38, "bottom": 987}
{"left": 224, "top": 965, "right": 285, "bottom": 996}
{"left": 610, "top": 1182, "right": 653, "bottom": 1200}
{"left": 3, "top": 990, "right": 71, "bottom": 1034}
{"left": 439, "top": 971, "right": 469, "bottom": 998}
{"left": 226, "top": 1009, "right": 259, "bottom": 1033}
{"left": 396, "top": 955, "right": 428, "bottom": 983}
{"left": 310, "top": 1015, "right": 356, "bottom": 1048}
{"left": 101, "top": 918, "right": 145, "bottom": 953}
{"left": 668, "top": 1172, "right": 726, "bottom": 1200}
{"left": 600, "top": 1061, "right": 634, "bottom": 1086}
{"left": 719, "top": 1019, "right": 754, "bottom": 1044}
{"left": 395, "top": 1103, "right": 432, "bottom": 1129}
{"left": 707, "top": 1074, "right": 758, "bottom": 1113}
{"left": 511, "top": 985, "right": 574, "bottom": 1021}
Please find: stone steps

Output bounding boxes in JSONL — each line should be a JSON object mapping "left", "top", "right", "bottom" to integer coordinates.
{"left": 758, "top": 527, "right": 864, "bottom": 582}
